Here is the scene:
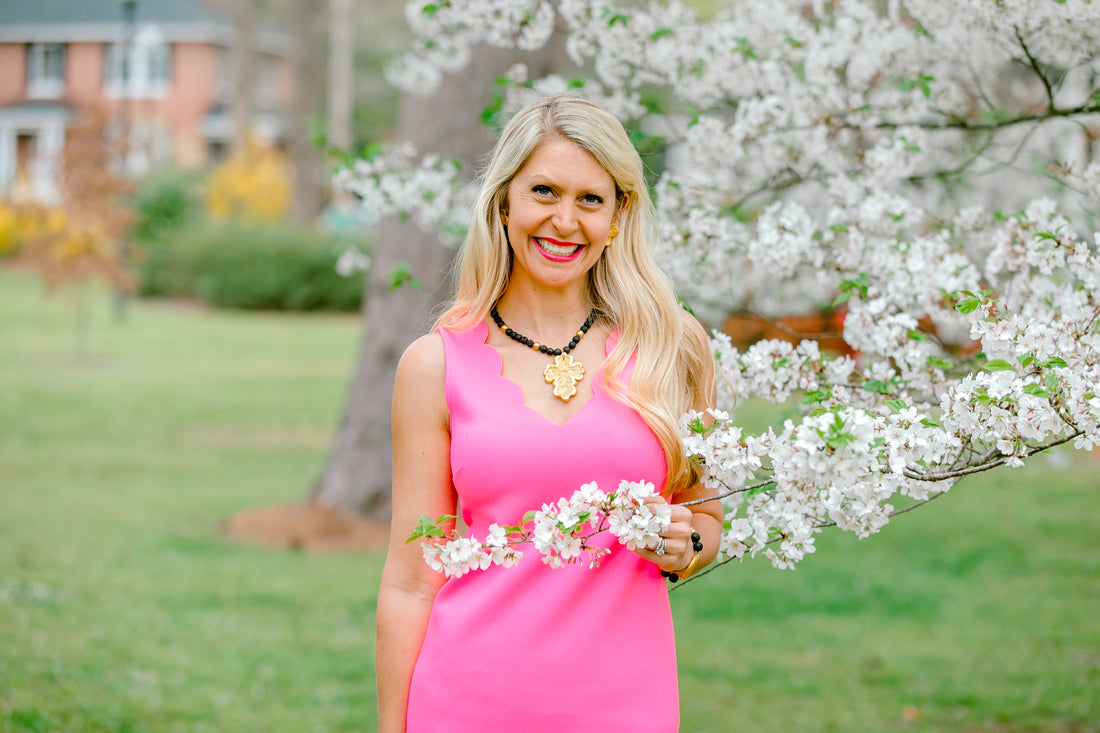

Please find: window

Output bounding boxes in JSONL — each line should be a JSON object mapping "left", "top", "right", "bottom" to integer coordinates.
{"left": 103, "top": 27, "right": 171, "bottom": 98}
{"left": 26, "top": 43, "right": 66, "bottom": 99}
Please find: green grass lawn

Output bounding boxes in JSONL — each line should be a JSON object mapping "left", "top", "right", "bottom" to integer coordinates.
{"left": 1, "top": 267, "right": 1097, "bottom": 732}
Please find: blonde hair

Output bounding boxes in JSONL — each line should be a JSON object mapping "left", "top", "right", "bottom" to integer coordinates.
{"left": 435, "top": 94, "right": 714, "bottom": 494}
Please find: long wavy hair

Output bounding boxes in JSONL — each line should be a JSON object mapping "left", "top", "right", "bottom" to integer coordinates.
{"left": 435, "top": 94, "right": 713, "bottom": 494}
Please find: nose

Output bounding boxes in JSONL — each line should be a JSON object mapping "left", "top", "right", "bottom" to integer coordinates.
{"left": 551, "top": 201, "right": 578, "bottom": 235}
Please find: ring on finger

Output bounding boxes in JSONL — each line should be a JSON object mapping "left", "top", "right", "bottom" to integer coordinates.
{"left": 655, "top": 537, "right": 666, "bottom": 556}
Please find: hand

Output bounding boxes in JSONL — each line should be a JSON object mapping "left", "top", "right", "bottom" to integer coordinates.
{"left": 632, "top": 496, "right": 696, "bottom": 573}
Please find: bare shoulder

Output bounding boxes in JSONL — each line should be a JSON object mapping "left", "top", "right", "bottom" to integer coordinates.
{"left": 396, "top": 331, "right": 445, "bottom": 381}
{"left": 394, "top": 331, "right": 447, "bottom": 422}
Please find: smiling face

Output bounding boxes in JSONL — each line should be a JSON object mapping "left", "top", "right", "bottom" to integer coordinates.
{"left": 503, "top": 134, "right": 619, "bottom": 294}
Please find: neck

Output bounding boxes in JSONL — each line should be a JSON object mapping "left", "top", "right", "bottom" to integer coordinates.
{"left": 495, "top": 286, "right": 593, "bottom": 345}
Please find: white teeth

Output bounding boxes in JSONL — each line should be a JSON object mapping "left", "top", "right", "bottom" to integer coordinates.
{"left": 536, "top": 238, "right": 581, "bottom": 256}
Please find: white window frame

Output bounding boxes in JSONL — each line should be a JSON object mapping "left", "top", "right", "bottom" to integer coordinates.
{"left": 103, "top": 27, "right": 171, "bottom": 99}
{"left": 26, "top": 43, "right": 66, "bottom": 100}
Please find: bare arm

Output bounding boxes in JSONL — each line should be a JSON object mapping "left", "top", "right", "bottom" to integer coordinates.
{"left": 377, "top": 333, "right": 454, "bottom": 733}
{"left": 634, "top": 312, "right": 723, "bottom": 574}
{"left": 671, "top": 311, "right": 723, "bottom": 570}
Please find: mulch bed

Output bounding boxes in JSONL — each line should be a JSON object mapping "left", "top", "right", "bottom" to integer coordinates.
{"left": 222, "top": 502, "right": 390, "bottom": 553}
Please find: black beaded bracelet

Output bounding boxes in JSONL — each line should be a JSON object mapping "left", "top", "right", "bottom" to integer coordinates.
{"left": 661, "top": 530, "right": 703, "bottom": 583}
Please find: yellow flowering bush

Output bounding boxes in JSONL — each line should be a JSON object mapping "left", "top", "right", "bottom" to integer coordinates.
{"left": 0, "top": 201, "right": 68, "bottom": 257}
{"left": 204, "top": 142, "right": 291, "bottom": 222}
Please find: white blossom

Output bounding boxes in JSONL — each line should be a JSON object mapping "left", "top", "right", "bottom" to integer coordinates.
{"left": 376, "top": 0, "right": 1100, "bottom": 574}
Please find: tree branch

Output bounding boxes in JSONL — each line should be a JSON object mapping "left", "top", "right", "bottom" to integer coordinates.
{"left": 1014, "top": 26, "right": 1057, "bottom": 111}
{"left": 905, "top": 431, "right": 1083, "bottom": 482}
{"left": 672, "top": 488, "right": 952, "bottom": 589}
{"left": 678, "top": 478, "right": 775, "bottom": 507}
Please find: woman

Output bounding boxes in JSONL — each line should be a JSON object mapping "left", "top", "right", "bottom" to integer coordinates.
{"left": 377, "top": 94, "right": 722, "bottom": 732}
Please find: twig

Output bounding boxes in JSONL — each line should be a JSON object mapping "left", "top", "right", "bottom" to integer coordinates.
{"left": 904, "top": 431, "right": 1083, "bottom": 481}
{"left": 672, "top": 487, "right": 953, "bottom": 589}
{"left": 1014, "top": 27, "right": 1056, "bottom": 111}
{"left": 678, "top": 478, "right": 775, "bottom": 507}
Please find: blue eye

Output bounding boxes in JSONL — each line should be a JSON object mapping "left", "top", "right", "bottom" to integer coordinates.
{"left": 583, "top": 194, "right": 604, "bottom": 205}
{"left": 532, "top": 185, "right": 553, "bottom": 195}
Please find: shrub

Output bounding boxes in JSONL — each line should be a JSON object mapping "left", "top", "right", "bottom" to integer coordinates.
{"left": 204, "top": 143, "right": 291, "bottom": 222}
{"left": 137, "top": 221, "right": 365, "bottom": 312}
{"left": 132, "top": 168, "right": 201, "bottom": 244}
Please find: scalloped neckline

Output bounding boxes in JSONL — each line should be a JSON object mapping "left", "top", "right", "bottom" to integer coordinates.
{"left": 477, "top": 319, "right": 615, "bottom": 428}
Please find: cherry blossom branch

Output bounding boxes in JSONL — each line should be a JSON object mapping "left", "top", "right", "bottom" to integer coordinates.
{"left": 904, "top": 431, "right": 1084, "bottom": 482}
{"left": 673, "top": 489, "right": 952, "bottom": 589}
{"left": 678, "top": 478, "right": 775, "bottom": 508}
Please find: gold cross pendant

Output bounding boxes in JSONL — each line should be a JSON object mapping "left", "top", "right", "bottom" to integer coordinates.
{"left": 543, "top": 353, "right": 585, "bottom": 402}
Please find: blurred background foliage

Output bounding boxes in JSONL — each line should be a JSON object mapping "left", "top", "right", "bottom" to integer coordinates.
{"left": 131, "top": 154, "right": 363, "bottom": 313}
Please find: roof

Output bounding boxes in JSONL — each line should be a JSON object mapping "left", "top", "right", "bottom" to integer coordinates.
{"left": 0, "top": 0, "right": 289, "bottom": 51}
{"left": 0, "top": 0, "right": 229, "bottom": 26}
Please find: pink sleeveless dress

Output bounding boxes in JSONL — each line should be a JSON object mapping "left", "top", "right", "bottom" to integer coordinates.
{"left": 405, "top": 320, "right": 679, "bottom": 732}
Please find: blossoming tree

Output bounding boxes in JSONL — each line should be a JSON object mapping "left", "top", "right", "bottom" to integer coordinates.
{"left": 338, "top": 0, "right": 1100, "bottom": 581}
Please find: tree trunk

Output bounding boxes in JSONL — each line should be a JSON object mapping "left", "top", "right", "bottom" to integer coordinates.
{"left": 327, "top": 0, "right": 354, "bottom": 152}
{"left": 311, "top": 42, "right": 566, "bottom": 517}
{"left": 231, "top": 0, "right": 256, "bottom": 155}
{"left": 287, "top": 0, "right": 325, "bottom": 221}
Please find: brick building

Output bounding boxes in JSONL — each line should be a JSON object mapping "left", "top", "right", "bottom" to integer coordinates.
{"left": 0, "top": 0, "right": 292, "bottom": 203}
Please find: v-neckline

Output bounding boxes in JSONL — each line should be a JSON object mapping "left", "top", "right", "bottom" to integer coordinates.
{"left": 477, "top": 319, "right": 615, "bottom": 428}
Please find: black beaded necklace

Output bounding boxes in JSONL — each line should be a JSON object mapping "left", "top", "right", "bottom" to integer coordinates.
{"left": 490, "top": 305, "right": 597, "bottom": 402}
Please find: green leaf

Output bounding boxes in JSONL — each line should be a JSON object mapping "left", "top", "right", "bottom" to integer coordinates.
{"left": 650, "top": 28, "right": 673, "bottom": 40}
{"left": 688, "top": 417, "right": 710, "bottom": 434}
{"left": 1018, "top": 354, "right": 1035, "bottom": 368}
{"left": 983, "top": 358, "right": 1015, "bottom": 372}
{"left": 898, "top": 73, "right": 935, "bottom": 98}
{"left": 1023, "top": 384, "right": 1050, "bottom": 397}
{"left": 361, "top": 141, "right": 385, "bottom": 161}
{"left": 886, "top": 399, "right": 907, "bottom": 411}
{"left": 955, "top": 299, "right": 980, "bottom": 314}
{"left": 405, "top": 515, "right": 447, "bottom": 544}
{"left": 1045, "top": 356, "right": 1068, "bottom": 368}
{"left": 865, "top": 379, "right": 892, "bottom": 395}
{"left": 920, "top": 418, "right": 941, "bottom": 427}
{"left": 735, "top": 37, "right": 758, "bottom": 60}
{"left": 747, "top": 481, "right": 776, "bottom": 496}
{"left": 388, "top": 262, "right": 422, "bottom": 291}
{"left": 825, "top": 432, "right": 855, "bottom": 450}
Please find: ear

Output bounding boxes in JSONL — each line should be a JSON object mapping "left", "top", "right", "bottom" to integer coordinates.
{"left": 617, "top": 192, "right": 631, "bottom": 219}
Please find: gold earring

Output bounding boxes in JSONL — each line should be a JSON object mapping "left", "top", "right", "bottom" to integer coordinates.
{"left": 606, "top": 222, "right": 620, "bottom": 247}
{"left": 501, "top": 212, "right": 509, "bottom": 226}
